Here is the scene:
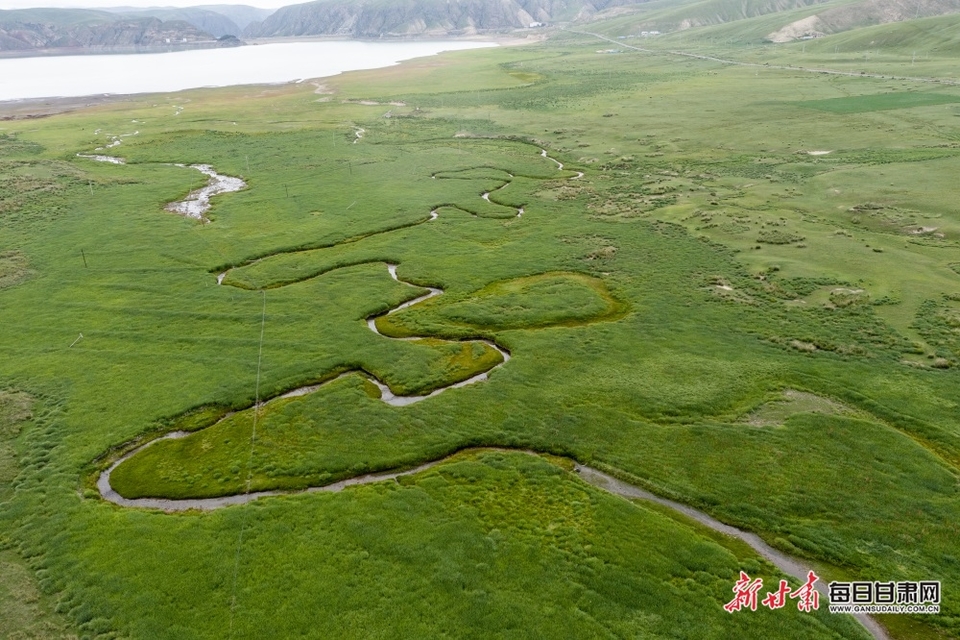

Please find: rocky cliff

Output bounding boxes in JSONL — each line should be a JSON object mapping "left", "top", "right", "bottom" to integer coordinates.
{"left": 0, "top": 9, "right": 221, "bottom": 53}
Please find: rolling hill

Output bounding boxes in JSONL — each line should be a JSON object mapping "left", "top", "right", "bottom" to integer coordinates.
{"left": 243, "top": 0, "right": 641, "bottom": 37}
{"left": 569, "top": 0, "right": 960, "bottom": 46}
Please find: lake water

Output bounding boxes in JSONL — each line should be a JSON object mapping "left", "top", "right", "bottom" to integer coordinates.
{"left": 0, "top": 40, "right": 497, "bottom": 102}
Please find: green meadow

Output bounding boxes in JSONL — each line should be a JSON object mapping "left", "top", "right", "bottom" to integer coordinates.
{"left": 2, "top": 19, "right": 960, "bottom": 640}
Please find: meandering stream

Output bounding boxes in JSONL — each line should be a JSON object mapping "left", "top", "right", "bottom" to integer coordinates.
{"left": 96, "top": 445, "right": 885, "bottom": 638}
{"left": 165, "top": 164, "right": 246, "bottom": 222}
{"left": 79, "top": 153, "right": 247, "bottom": 222}
{"left": 88, "top": 143, "right": 885, "bottom": 639}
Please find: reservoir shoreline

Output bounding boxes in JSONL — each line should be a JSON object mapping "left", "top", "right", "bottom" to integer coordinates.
{"left": 0, "top": 33, "right": 535, "bottom": 61}
{"left": 0, "top": 38, "right": 500, "bottom": 107}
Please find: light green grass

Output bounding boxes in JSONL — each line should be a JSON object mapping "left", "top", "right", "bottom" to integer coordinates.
{"left": 2, "top": 27, "right": 960, "bottom": 640}
{"left": 0, "top": 391, "right": 78, "bottom": 639}
{"left": 742, "top": 388, "right": 858, "bottom": 426}
{"left": 375, "top": 272, "right": 624, "bottom": 338}
{"left": 796, "top": 91, "right": 960, "bottom": 113}
{"left": 0, "top": 550, "right": 77, "bottom": 640}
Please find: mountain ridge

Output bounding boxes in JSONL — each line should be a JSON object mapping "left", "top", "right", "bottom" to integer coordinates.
{"left": 0, "top": 9, "right": 227, "bottom": 53}
{"left": 243, "top": 0, "right": 640, "bottom": 38}
{"left": 99, "top": 7, "right": 243, "bottom": 37}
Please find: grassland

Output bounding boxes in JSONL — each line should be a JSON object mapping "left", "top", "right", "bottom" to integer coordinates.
{"left": 1, "top": 18, "right": 960, "bottom": 640}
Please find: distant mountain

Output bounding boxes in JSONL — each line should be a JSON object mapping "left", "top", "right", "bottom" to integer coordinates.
{"left": 195, "top": 4, "right": 275, "bottom": 30}
{"left": 0, "top": 8, "right": 223, "bottom": 52}
{"left": 0, "top": 7, "right": 117, "bottom": 27}
{"left": 100, "top": 4, "right": 275, "bottom": 36}
{"left": 243, "top": 0, "right": 642, "bottom": 38}
{"left": 100, "top": 7, "right": 243, "bottom": 37}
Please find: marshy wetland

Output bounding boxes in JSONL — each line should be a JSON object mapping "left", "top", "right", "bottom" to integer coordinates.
{"left": 1, "top": 19, "right": 960, "bottom": 640}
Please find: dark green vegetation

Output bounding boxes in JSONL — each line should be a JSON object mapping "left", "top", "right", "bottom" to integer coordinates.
{"left": 0, "top": 391, "right": 76, "bottom": 639}
{"left": 797, "top": 92, "right": 960, "bottom": 114}
{"left": 2, "top": 13, "right": 960, "bottom": 639}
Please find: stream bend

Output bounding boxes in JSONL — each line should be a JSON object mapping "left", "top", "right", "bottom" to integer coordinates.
{"left": 88, "top": 142, "right": 886, "bottom": 639}
{"left": 96, "top": 446, "right": 885, "bottom": 639}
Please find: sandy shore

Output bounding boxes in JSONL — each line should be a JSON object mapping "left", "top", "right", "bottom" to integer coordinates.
{"left": 0, "top": 94, "right": 141, "bottom": 120}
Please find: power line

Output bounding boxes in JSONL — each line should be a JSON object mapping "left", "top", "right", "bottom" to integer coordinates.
{"left": 227, "top": 290, "right": 267, "bottom": 639}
